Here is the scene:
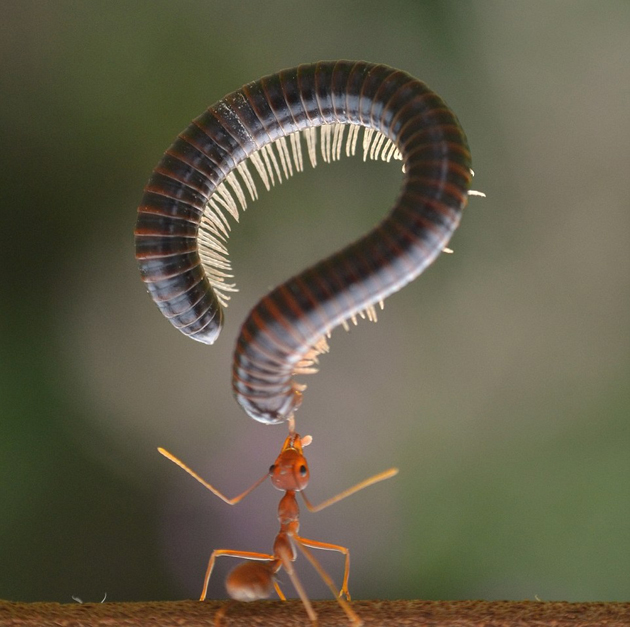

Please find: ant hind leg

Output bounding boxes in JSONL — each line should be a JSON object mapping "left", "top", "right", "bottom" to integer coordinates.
{"left": 276, "top": 544, "right": 318, "bottom": 624}
{"left": 293, "top": 536, "right": 363, "bottom": 626}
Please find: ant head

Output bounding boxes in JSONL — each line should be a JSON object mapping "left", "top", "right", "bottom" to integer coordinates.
{"left": 269, "top": 433, "right": 310, "bottom": 492}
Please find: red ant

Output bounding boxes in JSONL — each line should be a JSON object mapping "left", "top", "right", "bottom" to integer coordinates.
{"left": 158, "top": 427, "right": 397, "bottom": 625}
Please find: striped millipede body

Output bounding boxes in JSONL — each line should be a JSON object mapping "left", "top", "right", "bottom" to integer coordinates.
{"left": 135, "top": 60, "right": 473, "bottom": 426}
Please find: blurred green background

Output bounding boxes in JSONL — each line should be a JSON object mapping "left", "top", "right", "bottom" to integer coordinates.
{"left": 1, "top": 0, "right": 628, "bottom": 605}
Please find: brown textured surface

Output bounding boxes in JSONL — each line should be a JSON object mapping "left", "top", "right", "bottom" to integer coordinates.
{"left": 1, "top": 599, "right": 629, "bottom": 626}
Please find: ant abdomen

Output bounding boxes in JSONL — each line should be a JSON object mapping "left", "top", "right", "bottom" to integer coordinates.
{"left": 225, "top": 560, "right": 277, "bottom": 602}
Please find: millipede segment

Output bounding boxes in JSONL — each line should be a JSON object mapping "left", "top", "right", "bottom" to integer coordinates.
{"left": 194, "top": 121, "right": 402, "bottom": 310}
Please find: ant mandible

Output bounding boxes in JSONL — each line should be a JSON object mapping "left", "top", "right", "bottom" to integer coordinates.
{"left": 158, "top": 421, "right": 398, "bottom": 626}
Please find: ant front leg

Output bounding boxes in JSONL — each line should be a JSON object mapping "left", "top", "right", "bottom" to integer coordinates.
{"left": 158, "top": 448, "right": 269, "bottom": 505}
{"left": 301, "top": 467, "right": 399, "bottom": 513}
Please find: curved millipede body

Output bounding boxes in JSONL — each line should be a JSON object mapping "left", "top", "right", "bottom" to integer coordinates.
{"left": 135, "top": 60, "right": 473, "bottom": 425}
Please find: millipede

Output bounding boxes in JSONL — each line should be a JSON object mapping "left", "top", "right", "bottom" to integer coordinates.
{"left": 135, "top": 60, "right": 477, "bottom": 426}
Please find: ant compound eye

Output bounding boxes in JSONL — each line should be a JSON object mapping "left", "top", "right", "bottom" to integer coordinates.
{"left": 269, "top": 464, "right": 276, "bottom": 474}
{"left": 299, "top": 465, "right": 307, "bottom": 477}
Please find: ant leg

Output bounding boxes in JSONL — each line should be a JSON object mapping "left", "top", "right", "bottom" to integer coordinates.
{"left": 276, "top": 544, "right": 318, "bottom": 624}
{"left": 293, "top": 536, "right": 362, "bottom": 627}
{"left": 201, "top": 549, "right": 275, "bottom": 601}
{"left": 301, "top": 467, "right": 398, "bottom": 513}
{"left": 296, "top": 535, "right": 352, "bottom": 600}
{"left": 158, "top": 448, "right": 269, "bottom": 505}
{"left": 273, "top": 580, "right": 287, "bottom": 601}
{"left": 213, "top": 601, "right": 234, "bottom": 627}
